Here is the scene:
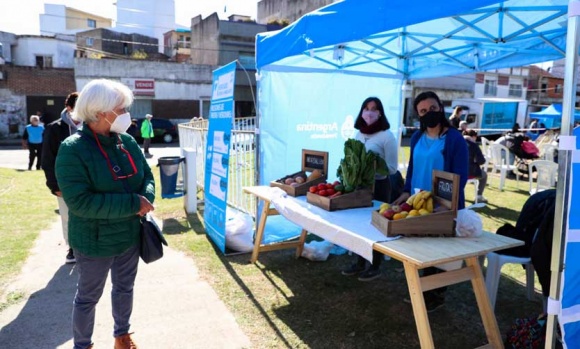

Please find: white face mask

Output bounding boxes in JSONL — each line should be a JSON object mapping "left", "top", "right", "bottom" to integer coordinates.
{"left": 106, "top": 111, "right": 132, "bottom": 133}
{"left": 362, "top": 110, "right": 380, "bottom": 125}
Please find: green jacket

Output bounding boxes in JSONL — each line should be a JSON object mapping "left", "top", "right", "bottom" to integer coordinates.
{"left": 56, "top": 126, "right": 155, "bottom": 257}
{"left": 140, "top": 119, "right": 154, "bottom": 139}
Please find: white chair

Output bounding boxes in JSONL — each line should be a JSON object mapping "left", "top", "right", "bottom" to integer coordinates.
{"left": 467, "top": 178, "right": 479, "bottom": 203}
{"left": 485, "top": 251, "right": 535, "bottom": 309}
{"left": 528, "top": 159, "right": 558, "bottom": 194}
{"left": 539, "top": 144, "right": 557, "bottom": 163}
{"left": 489, "top": 143, "right": 520, "bottom": 191}
{"left": 480, "top": 137, "right": 493, "bottom": 173}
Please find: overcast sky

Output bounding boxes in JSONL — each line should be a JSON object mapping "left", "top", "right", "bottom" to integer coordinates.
{"left": 0, "top": 0, "right": 259, "bottom": 35}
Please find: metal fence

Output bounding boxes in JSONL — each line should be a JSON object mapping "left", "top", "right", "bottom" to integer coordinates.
{"left": 178, "top": 117, "right": 258, "bottom": 217}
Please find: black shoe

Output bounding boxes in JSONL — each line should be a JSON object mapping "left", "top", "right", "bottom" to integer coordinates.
{"left": 358, "top": 268, "right": 381, "bottom": 282}
{"left": 341, "top": 263, "right": 366, "bottom": 276}
{"left": 403, "top": 294, "right": 445, "bottom": 312}
{"left": 425, "top": 294, "right": 445, "bottom": 312}
{"left": 65, "top": 248, "right": 76, "bottom": 264}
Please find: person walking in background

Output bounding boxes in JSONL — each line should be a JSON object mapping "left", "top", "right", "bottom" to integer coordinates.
{"left": 341, "top": 96, "right": 400, "bottom": 282}
{"left": 127, "top": 118, "right": 138, "bottom": 138}
{"left": 56, "top": 79, "right": 155, "bottom": 349}
{"left": 393, "top": 91, "right": 468, "bottom": 312}
{"left": 448, "top": 106, "right": 463, "bottom": 129}
{"left": 42, "top": 92, "right": 80, "bottom": 264}
{"left": 463, "top": 129, "right": 488, "bottom": 203}
{"left": 141, "top": 113, "right": 154, "bottom": 157}
{"left": 22, "top": 115, "right": 44, "bottom": 170}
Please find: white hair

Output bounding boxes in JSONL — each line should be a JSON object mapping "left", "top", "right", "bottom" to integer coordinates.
{"left": 30, "top": 115, "right": 39, "bottom": 122}
{"left": 73, "top": 79, "right": 134, "bottom": 123}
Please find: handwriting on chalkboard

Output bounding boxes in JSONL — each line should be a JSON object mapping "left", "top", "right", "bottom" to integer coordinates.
{"left": 436, "top": 178, "right": 453, "bottom": 201}
{"left": 304, "top": 155, "right": 325, "bottom": 170}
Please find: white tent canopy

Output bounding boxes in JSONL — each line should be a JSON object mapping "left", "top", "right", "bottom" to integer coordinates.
{"left": 256, "top": 0, "right": 579, "bottom": 347}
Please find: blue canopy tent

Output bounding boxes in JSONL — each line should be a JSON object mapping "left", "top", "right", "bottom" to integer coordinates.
{"left": 256, "top": 1, "right": 579, "bottom": 347}
{"left": 529, "top": 103, "right": 580, "bottom": 128}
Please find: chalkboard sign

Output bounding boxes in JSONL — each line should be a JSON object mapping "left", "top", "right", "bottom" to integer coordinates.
{"left": 432, "top": 170, "right": 460, "bottom": 211}
{"left": 302, "top": 149, "right": 329, "bottom": 175}
{"left": 436, "top": 178, "right": 454, "bottom": 201}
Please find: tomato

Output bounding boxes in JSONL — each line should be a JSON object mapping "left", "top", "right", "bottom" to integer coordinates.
{"left": 309, "top": 186, "right": 318, "bottom": 193}
{"left": 317, "top": 183, "right": 327, "bottom": 190}
{"left": 326, "top": 183, "right": 334, "bottom": 189}
{"left": 332, "top": 181, "right": 340, "bottom": 186}
{"left": 326, "top": 188, "right": 336, "bottom": 196}
{"left": 318, "top": 189, "right": 328, "bottom": 196}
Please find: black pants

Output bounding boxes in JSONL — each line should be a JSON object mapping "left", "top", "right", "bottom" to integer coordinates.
{"left": 355, "top": 176, "right": 399, "bottom": 270}
{"left": 143, "top": 138, "right": 151, "bottom": 154}
{"left": 28, "top": 143, "right": 42, "bottom": 170}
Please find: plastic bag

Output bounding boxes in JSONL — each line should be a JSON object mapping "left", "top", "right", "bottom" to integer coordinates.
{"left": 301, "top": 240, "right": 334, "bottom": 261}
{"left": 455, "top": 207, "right": 483, "bottom": 238}
{"left": 225, "top": 207, "right": 254, "bottom": 252}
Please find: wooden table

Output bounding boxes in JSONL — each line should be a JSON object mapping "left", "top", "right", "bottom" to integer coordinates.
{"left": 244, "top": 185, "right": 523, "bottom": 348}
{"left": 243, "top": 186, "right": 308, "bottom": 263}
{"left": 374, "top": 232, "right": 523, "bottom": 349}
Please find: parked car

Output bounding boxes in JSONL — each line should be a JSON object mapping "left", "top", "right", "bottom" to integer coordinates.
{"left": 135, "top": 118, "right": 178, "bottom": 143}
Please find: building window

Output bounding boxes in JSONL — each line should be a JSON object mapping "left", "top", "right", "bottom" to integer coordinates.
{"left": 86, "top": 37, "right": 94, "bottom": 46}
{"left": 35, "top": 55, "right": 53, "bottom": 68}
{"left": 508, "top": 84, "right": 522, "bottom": 97}
{"left": 555, "top": 84, "right": 563, "bottom": 93}
{"left": 87, "top": 19, "right": 96, "bottom": 28}
{"left": 238, "top": 53, "right": 255, "bottom": 70}
{"left": 484, "top": 79, "right": 497, "bottom": 96}
{"left": 177, "top": 36, "right": 190, "bottom": 49}
{"left": 541, "top": 83, "right": 547, "bottom": 93}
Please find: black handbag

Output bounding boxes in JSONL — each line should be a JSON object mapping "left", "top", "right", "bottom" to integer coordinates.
{"left": 140, "top": 213, "right": 168, "bottom": 264}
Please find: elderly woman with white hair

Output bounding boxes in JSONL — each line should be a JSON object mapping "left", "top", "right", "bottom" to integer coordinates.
{"left": 55, "top": 79, "right": 155, "bottom": 349}
{"left": 22, "top": 114, "right": 44, "bottom": 170}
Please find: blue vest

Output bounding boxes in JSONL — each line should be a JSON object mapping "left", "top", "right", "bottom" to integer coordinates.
{"left": 26, "top": 125, "right": 44, "bottom": 144}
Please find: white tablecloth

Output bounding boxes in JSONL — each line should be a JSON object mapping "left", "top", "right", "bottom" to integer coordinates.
{"left": 267, "top": 188, "right": 399, "bottom": 261}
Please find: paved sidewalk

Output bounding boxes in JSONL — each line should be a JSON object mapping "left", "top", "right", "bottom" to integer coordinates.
{"left": 0, "top": 220, "right": 251, "bottom": 349}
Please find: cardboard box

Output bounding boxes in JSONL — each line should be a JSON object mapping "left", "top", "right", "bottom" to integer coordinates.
{"left": 307, "top": 188, "right": 373, "bottom": 211}
{"left": 371, "top": 170, "right": 459, "bottom": 237}
{"left": 270, "top": 149, "right": 329, "bottom": 197}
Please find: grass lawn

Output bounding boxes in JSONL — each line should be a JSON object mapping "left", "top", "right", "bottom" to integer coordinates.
{"left": 0, "top": 145, "right": 545, "bottom": 348}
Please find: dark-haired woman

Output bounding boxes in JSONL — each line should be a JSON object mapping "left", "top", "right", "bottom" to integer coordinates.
{"left": 341, "top": 96, "right": 400, "bottom": 282}
{"left": 393, "top": 91, "right": 468, "bottom": 312}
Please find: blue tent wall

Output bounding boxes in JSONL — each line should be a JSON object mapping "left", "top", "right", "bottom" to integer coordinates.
{"left": 258, "top": 70, "right": 401, "bottom": 186}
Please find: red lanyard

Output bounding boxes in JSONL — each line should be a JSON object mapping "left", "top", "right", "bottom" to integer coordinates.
{"left": 91, "top": 130, "right": 138, "bottom": 180}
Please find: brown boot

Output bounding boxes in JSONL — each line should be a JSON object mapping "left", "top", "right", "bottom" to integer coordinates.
{"left": 114, "top": 333, "right": 137, "bottom": 349}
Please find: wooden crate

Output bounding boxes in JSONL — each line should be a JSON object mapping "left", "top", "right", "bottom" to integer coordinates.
{"left": 270, "top": 149, "right": 329, "bottom": 197}
{"left": 307, "top": 188, "right": 373, "bottom": 211}
{"left": 371, "top": 170, "right": 460, "bottom": 237}
{"left": 371, "top": 207, "right": 456, "bottom": 237}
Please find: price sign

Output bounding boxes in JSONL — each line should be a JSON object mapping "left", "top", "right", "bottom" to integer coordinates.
{"left": 302, "top": 149, "right": 329, "bottom": 174}
{"left": 432, "top": 170, "right": 460, "bottom": 211}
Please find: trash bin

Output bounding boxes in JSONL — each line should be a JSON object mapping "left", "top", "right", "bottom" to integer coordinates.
{"left": 157, "top": 156, "right": 185, "bottom": 198}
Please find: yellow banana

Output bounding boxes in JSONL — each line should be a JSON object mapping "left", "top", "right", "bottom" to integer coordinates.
{"left": 420, "top": 190, "right": 431, "bottom": 200}
{"left": 426, "top": 197, "right": 433, "bottom": 213}
{"left": 413, "top": 194, "right": 422, "bottom": 208}
{"left": 406, "top": 194, "right": 416, "bottom": 205}
{"left": 414, "top": 198, "right": 425, "bottom": 210}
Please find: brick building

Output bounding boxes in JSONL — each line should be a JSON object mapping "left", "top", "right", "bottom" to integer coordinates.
{"left": 0, "top": 65, "right": 75, "bottom": 139}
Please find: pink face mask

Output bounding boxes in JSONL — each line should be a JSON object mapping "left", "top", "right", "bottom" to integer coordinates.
{"left": 362, "top": 110, "right": 380, "bottom": 125}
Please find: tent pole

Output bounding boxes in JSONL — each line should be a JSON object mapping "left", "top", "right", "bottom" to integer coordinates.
{"left": 545, "top": 1, "right": 580, "bottom": 347}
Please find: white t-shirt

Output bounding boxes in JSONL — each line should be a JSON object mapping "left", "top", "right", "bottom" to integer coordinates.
{"left": 355, "top": 130, "right": 398, "bottom": 179}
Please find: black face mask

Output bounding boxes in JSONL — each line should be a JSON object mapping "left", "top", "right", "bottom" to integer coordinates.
{"left": 420, "top": 110, "right": 443, "bottom": 129}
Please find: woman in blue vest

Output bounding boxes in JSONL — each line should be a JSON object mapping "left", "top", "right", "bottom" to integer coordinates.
{"left": 393, "top": 91, "right": 468, "bottom": 312}
{"left": 22, "top": 115, "right": 44, "bottom": 170}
